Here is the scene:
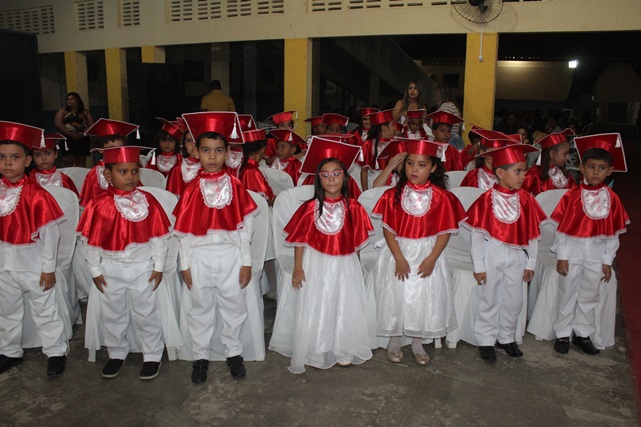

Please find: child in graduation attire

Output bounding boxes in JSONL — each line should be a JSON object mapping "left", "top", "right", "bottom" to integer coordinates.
{"left": 425, "top": 111, "right": 464, "bottom": 172}
{"left": 238, "top": 128, "right": 276, "bottom": 205}
{"left": 29, "top": 133, "right": 79, "bottom": 196}
{"left": 166, "top": 127, "right": 202, "bottom": 197}
{"left": 224, "top": 114, "right": 254, "bottom": 177}
{"left": 146, "top": 118, "right": 183, "bottom": 177}
{"left": 268, "top": 129, "right": 304, "bottom": 186}
{"left": 551, "top": 133, "right": 629, "bottom": 355}
{"left": 264, "top": 110, "right": 297, "bottom": 160}
{"left": 401, "top": 109, "right": 432, "bottom": 140}
{"left": 465, "top": 143, "right": 547, "bottom": 362}
{"left": 460, "top": 129, "right": 519, "bottom": 191}
{"left": 359, "top": 109, "right": 397, "bottom": 191}
{"left": 522, "top": 128, "right": 576, "bottom": 195}
{"left": 77, "top": 146, "right": 171, "bottom": 380}
{"left": 279, "top": 137, "right": 374, "bottom": 374}
{"left": 79, "top": 119, "right": 140, "bottom": 208}
{"left": 0, "top": 121, "right": 68, "bottom": 377}
{"left": 172, "top": 112, "right": 257, "bottom": 383}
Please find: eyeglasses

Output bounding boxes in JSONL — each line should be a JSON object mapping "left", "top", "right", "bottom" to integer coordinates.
{"left": 319, "top": 170, "right": 344, "bottom": 179}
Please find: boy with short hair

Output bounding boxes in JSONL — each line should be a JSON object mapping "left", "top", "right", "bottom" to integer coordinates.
{"left": 269, "top": 129, "right": 305, "bottom": 185}
{"left": 465, "top": 143, "right": 547, "bottom": 362}
{"left": 0, "top": 121, "right": 69, "bottom": 377}
{"left": 425, "top": 111, "right": 464, "bottom": 171}
{"left": 551, "top": 133, "right": 629, "bottom": 355}
{"left": 77, "top": 146, "right": 171, "bottom": 380}
{"left": 29, "top": 133, "right": 79, "bottom": 196}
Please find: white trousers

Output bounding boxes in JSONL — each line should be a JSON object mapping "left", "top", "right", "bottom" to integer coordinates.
{"left": 100, "top": 258, "right": 164, "bottom": 362}
{"left": 189, "top": 244, "right": 247, "bottom": 359}
{"left": 474, "top": 244, "right": 527, "bottom": 346}
{"left": 0, "top": 270, "right": 67, "bottom": 358}
{"left": 553, "top": 261, "right": 603, "bottom": 338}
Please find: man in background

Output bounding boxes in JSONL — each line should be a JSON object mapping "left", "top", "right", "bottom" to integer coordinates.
{"left": 200, "top": 80, "right": 236, "bottom": 112}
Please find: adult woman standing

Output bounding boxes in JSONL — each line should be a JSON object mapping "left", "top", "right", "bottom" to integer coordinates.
{"left": 54, "top": 92, "right": 95, "bottom": 167}
{"left": 392, "top": 81, "right": 428, "bottom": 122}
{"left": 433, "top": 85, "right": 464, "bottom": 150}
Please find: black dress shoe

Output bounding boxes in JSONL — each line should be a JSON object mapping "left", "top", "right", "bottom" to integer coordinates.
{"left": 227, "top": 355, "right": 246, "bottom": 379}
{"left": 101, "top": 359, "right": 125, "bottom": 379}
{"left": 572, "top": 336, "right": 600, "bottom": 355}
{"left": 496, "top": 342, "right": 523, "bottom": 358}
{"left": 479, "top": 346, "right": 496, "bottom": 362}
{"left": 139, "top": 362, "right": 161, "bottom": 380}
{"left": 191, "top": 359, "right": 209, "bottom": 384}
{"left": 554, "top": 337, "right": 570, "bottom": 354}
{"left": 0, "top": 355, "right": 23, "bottom": 375}
{"left": 47, "top": 356, "right": 66, "bottom": 377}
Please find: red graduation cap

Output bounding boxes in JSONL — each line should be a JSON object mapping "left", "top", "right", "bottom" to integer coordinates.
{"left": 300, "top": 136, "right": 362, "bottom": 174}
{"left": 156, "top": 117, "right": 184, "bottom": 141}
{"left": 364, "top": 109, "right": 394, "bottom": 126}
{"left": 181, "top": 112, "right": 244, "bottom": 144}
{"left": 394, "top": 137, "right": 448, "bottom": 161}
{"left": 242, "top": 128, "right": 267, "bottom": 143}
{"left": 476, "top": 144, "right": 540, "bottom": 168}
{"left": 425, "top": 111, "right": 463, "bottom": 126}
{"left": 32, "top": 133, "right": 66, "bottom": 151}
{"left": 94, "top": 146, "right": 154, "bottom": 164}
{"left": 574, "top": 133, "right": 627, "bottom": 173}
{"left": 321, "top": 113, "right": 349, "bottom": 127}
{"left": 267, "top": 111, "right": 297, "bottom": 126}
{"left": 537, "top": 128, "right": 575, "bottom": 150}
{"left": 315, "top": 133, "right": 360, "bottom": 146}
{"left": 84, "top": 118, "right": 139, "bottom": 139}
{"left": 269, "top": 129, "right": 307, "bottom": 150}
{"left": 238, "top": 114, "right": 255, "bottom": 131}
{"left": 405, "top": 109, "right": 427, "bottom": 120}
{"left": 305, "top": 116, "right": 323, "bottom": 127}
{"left": 392, "top": 122, "right": 404, "bottom": 132}
{"left": 0, "top": 121, "right": 44, "bottom": 149}
{"left": 175, "top": 117, "right": 188, "bottom": 132}
{"left": 469, "top": 128, "right": 520, "bottom": 149}
{"left": 357, "top": 107, "right": 379, "bottom": 116}
{"left": 378, "top": 139, "right": 407, "bottom": 159}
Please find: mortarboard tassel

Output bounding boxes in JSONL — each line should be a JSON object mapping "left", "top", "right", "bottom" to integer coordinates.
{"left": 136, "top": 128, "right": 140, "bottom": 139}
{"left": 536, "top": 152, "right": 541, "bottom": 166}
{"left": 150, "top": 150, "right": 156, "bottom": 166}
{"left": 230, "top": 122, "right": 239, "bottom": 140}
{"left": 40, "top": 133, "right": 46, "bottom": 149}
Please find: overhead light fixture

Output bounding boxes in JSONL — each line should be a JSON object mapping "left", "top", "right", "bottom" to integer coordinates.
{"left": 568, "top": 60, "right": 578, "bottom": 69}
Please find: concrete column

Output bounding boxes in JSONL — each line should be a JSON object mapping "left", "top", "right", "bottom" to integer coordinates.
{"left": 463, "top": 32, "right": 499, "bottom": 145}
{"left": 210, "top": 43, "right": 230, "bottom": 94}
{"left": 141, "top": 45, "right": 165, "bottom": 63}
{"left": 105, "top": 48, "right": 128, "bottom": 121}
{"left": 284, "top": 38, "right": 312, "bottom": 136}
{"left": 64, "top": 51, "right": 88, "bottom": 104}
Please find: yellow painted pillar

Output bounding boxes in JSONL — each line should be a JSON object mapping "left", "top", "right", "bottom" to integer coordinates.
{"left": 64, "top": 51, "right": 88, "bottom": 103}
{"left": 462, "top": 32, "right": 499, "bottom": 145}
{"left": 284, "top": 38, "right": 313, "bottom": 137}
{"left": 141, "top": 45, "right": 165, "bottom": 63}
{"left": 105, "top": 48, "right": 128, "bottom": 121}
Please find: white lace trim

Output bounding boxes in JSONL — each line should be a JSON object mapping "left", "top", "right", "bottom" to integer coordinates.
{"left": 199, "top": 174, "right": 233, "bottom": 209}
{"left": 182, "top": 159, "right": 200, "bottom": 183}
{"left": 314, "top": 199, "right": 345, "bottom": 235}
{"left": 270, "top": 158, "right": 288, "bottom": 171}
{"left": 157, "top": 154, "right": 178, "bottom": 173}
{"left": 35, "top": 171, "right": 62, "bottom": 187}
{"left": 581, "top": 186, "right": 611, "bottom": 220}
{"left": 548, "top": 166, "right": 569, "bottom": 189}
{"left": 390, "top": 174, "right": 400, "bottom": 187}
{"left": 113, "top": 189, "right": 149, "bottom": 222}
{"left": 491, "top": 189, "right": 520, "bottom": 224}
{"left": 226, "top": 150, "right": 243, "bottom": 169}
{"left": 96, "top": 165, "right": 108, "bottom": 190}
{"left": 477, "top": 168, "right": 497, "bottom": 191}
{"left": 401, "top": 186, "right": 432, "bottom": 217}
{"left": 0, "top": 181, "right": 23, "bottom": 217}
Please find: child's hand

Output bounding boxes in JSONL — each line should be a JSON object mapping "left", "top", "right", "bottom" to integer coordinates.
{"left": 292, "top": 266, "right": 306, "bottom": 289}
{"left": 523, "top": 269, "right": 534, "bottom": 282}
{"left": 148, "top": 271, "right": 163, "bottom": 291}
{"left": 239, "top": 266, "right": 251, "bottom": 289}
{"left": 418, "top": 256, "right": 437, "bottom": 278}
{"left": 473, "top": 272, "right": 487, "bottom": 286}
{"left": 556, "top": 260, "right": 569, "bottom": 276}
{"left": 40, "top": 272, "right": 56, "bottom": 291}
{"left": 395, "top": 257, "right": 411, "bottom": 281}
{"left": 602, "top": 264, "right": 612, "bottom": 283}
{"left": 181, "top": 269, "right": 193, "bottom": 290}
{"left": 93, "top": 275, "right": 108, "bottom": 294}
{"left": 389, "top": 153, "right": 407, "bottom": 170}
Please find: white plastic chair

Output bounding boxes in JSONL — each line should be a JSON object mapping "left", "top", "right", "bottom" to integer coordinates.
{"left": 259, "top": 165, "right": 294, "bottom": 196}
{"left": 59, "top": 167, "right": 90, "bottom": 193}
{"left": 267, "top": 185, "right": 315, "bottom": 355}
{"left": 21, "top": 186, "right": 76, "bottom": 349}
{"left": 176, "top": 190, "right": 268, "bottom": 361}
{"left": 139, "top": 168, "right": 167, "bottom": 190}
{"left": 349, "top": 163, "right": 363, "bottom": 191}
{"left": 445, "top": 170, "right": 469, "bottom": 189}
{"left": 83, "top": 188, "right": 182, "bottom": 362}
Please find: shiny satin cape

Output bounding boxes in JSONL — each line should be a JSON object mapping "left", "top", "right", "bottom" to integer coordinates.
{"left": 146, "top": 153, "right": 182, "bottom": 177}
{"left": 550, "top": 183, "right": 629, "bottom": 239}
{"left": 271, "top": 156, "right": 302, "bottom": 186}
{"left": 522, "top": 165, "right": 576, "bottom": 196}
{"left": 460, "top": 165, "right": 497, "bottom": 191}
{"left": 373, "top": 182, "right": 466, "bottom": 238}
{"left": 284, "top": 196, "right": 373, "bottom": 255}
{"left": 166, "top": 157, "right": 201, "bottom": 196}
{"left": 0, "top": 177, "right": 64, "bottom": 245}
{"left": 29, "top": 167, "right": 79, "bottom": 196}
{"left": 465, "top": 184, "right": 547, "bottom": 248}
{"left": 77, "top": 187, "right": 171, "bottom": 252}
{"left": 239, "top": 159, "right": 275, "bottom": 200}
{"left": 265, "top": 136, "right": 278, "bottom": 158}
{"left": 301, "top": 174, "right": 362, "bottom": 199}
{"left": 442, "top": 145, "right": 463, "bottom": 172}
{"left": 79, "top": 161, "right": 143, "bottom": 207}
{"left": 172, "top": 170, "right": 258, "bottom": 236}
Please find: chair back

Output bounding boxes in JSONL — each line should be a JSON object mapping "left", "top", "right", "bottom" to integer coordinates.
{"left": 42, "top": 185, "right": 79, "bottom": 269}
{"left": 259, "top": 166, "right": 294, "bottom": 196}
{"left": 445, "top": 170, "right": 469, "bottom": 189}
{"left": 357, "top": 186, "right": 391, "bottom": 270}
{"left": 247, "top": 191, "right": 269, "bottom": 274}
{"left": 446, "top": 187, "right": 485, "bottom": 266}
{"left": 140, "top": 168, "right": 167, "bottom": 190}
{"left": 139, "top": 187, "right": 179, "bottom": 270}
{"left": 535, "top": 189, "right": 568, "bottom": 263}
{"left": 272, "top": 185, "right": 315, "bottom": 273}
{"left": 59, "top": 167, "right": 90, "bottom": 192}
